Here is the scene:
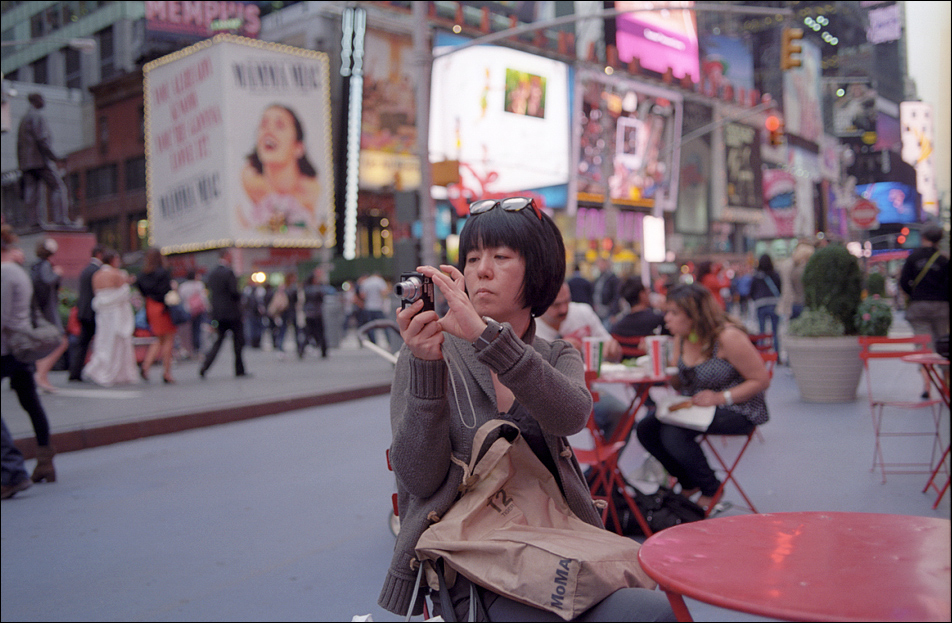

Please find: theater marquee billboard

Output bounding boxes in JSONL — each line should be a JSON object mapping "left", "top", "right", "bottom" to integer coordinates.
{"left": 144, "top": 35, "right": 334, "bottom": 253}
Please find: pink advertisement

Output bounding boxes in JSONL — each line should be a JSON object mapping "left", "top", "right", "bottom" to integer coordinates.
{"left": 145, "top": 1, "right": 261, "bottom": 41}
{"left": 758, "top": 168, "right": 797, "bottom": 238}
{"left": 615, "top": 1, "right": 700, "bottom": 83}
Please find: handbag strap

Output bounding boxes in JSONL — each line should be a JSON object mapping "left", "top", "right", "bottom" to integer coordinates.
{"left": 453, "top": 419, "right": 519, "bottom": 494}
{"left": 436, "top": 559, "right": 458, "bottom": 622}
{"left": 911, "top": 251, "right": 941, "bottom": 292}
{"left": 404, "top": 561, "right": 427, "bottom": 623}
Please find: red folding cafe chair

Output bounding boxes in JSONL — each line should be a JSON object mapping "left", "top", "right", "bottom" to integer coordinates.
{"left": 699, "top": 430, "right": 759, "bottom": 516}
{"left": 696, "top": 350, "right": 776, "bottom": 516}
{"left": 748, "top": 332, "right": 775, "bottom": 354}
{"left": 858, "top": 336, "right": 943, "bottom": 484}
{"left": 574, "top": 374, "right": 653, "bottom": 536}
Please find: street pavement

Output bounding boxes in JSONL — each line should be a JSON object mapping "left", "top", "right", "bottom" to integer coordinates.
{"left": 2, "top": 323, "right": 949, "bottom": 621}
{"left": 3, "top": 332, "right": 397, "bottom": 457}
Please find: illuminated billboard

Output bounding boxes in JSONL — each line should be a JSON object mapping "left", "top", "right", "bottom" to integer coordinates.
{"left": 144, "top": 35, "right": 334, "bottom": 253}
{"left": 758, "top": 168, "right": 797, "bottom": 238}
{"left": 698, "top": 34, "right": 754, "bottom": 96}
{"left": 614, "top": 1, "right": 700, "bottom": 83}
{"left": 857, "top": 182, "right": 919, "bottom": 224}
{"left": 900, "top": 101, "right": 938, "bottom": 215}
{"left": 576, "top": 71, "right": 681, "bottom": 210}
{"left": 782, "top": 38, "right": 822, "bottom": 142}
{"left": 430, "top": 35, "right": 570, "bottom": 213}
{"left": 360, "top": 28, "right": 419, "bottom": 191}
{"left": 145, "top": 1, "right": 261, "bottom": 41}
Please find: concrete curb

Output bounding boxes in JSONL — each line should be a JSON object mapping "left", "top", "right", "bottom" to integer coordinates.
{"left": 13, "top": 383, "right": 392, "bottom": 459}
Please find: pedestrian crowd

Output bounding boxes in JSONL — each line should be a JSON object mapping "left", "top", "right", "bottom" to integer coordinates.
{"left": 1, "top": 223, "right": 403, "bottom": 499}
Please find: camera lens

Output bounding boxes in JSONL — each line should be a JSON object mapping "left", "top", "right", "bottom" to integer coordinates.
{"left": 394, "top": 277, "right": 422, "bottom": 302}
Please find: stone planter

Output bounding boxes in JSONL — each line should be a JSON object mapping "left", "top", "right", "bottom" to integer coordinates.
{"left": 786, "top": 335, "right": 863, "bottom": 403}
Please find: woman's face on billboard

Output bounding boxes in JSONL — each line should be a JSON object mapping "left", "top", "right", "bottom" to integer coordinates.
{"left": 256, "top": 106, "right": 304, "bottom": 167}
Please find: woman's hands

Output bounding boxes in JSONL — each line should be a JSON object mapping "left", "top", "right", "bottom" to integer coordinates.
{"left": 691, "top": 390, "right": 724, "bottom": 407}
{"left": 396, "top": 299, "right": 443, "bottom": 361}
{"left": 395, "top": 265, "right": 486, "bottom": 361}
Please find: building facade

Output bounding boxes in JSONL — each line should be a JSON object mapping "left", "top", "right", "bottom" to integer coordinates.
{"left": 2, "top": 1, "right": 934, "bottom": 285}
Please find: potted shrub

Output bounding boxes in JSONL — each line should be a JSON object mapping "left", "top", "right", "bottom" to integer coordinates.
{"left": 854, "top": 295, "right": 893, "bottom": 337}
{"left": 786, "top": 245, "right": 864, "bottom": 402}
{"left": 866, "top": 272, "right": 887, "bottom": 298}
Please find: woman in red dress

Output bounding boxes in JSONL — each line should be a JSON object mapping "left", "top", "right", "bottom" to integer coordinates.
{"left": 135, "top": 248, "right": 176, "bottom": 383}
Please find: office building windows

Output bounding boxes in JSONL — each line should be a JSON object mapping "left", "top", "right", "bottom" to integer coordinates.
{"left": 98, "top": 25, "right": 115, "bottom": 79}
{"left": 125, "top": 156, "right": 146, "bottom": 191}
{"left": 66, "top": 46, "right": 82, "bottom": 88}
{"left": 86, "top": 164, "right": 117, "bottom": 200}
{"left": 31, "top": 56, "right": 48, "bottom": 84}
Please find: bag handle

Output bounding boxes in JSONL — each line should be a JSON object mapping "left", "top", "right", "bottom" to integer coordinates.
{"left": 436, "top": 559, "right": 458, "bottom": 622}
{"left": 451, "top": 419, "right": 519, "bottom": 494}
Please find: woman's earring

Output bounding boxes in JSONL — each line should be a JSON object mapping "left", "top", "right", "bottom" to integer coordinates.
{"left": 688, "top": 331, "right": 699, "bottom": 344}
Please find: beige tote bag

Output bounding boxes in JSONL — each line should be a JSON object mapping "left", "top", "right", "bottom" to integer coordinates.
{"left": 415, "top": 419, "right": 655, "bottom": 621}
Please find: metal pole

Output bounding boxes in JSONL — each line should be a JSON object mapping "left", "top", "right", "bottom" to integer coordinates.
{"left": 413, "top": 2, "right": 436, "bottom": 268}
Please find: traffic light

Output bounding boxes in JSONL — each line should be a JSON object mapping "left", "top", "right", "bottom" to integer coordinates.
{"left": 765, "top": 115, "right": 784, "bottom": 146}
{"left": 781, "top": 27, "right": 804, "bottom": 70}
{"left": 898, "top": 227, "right": 909, "bottom": 245}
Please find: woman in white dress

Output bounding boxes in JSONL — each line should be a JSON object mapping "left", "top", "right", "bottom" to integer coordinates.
{"left": 82, "top": 249, "right": 139, "bottom": 387}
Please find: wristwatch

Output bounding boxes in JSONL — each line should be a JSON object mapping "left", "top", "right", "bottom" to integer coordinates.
{"left": 473, "top": 316, "right": 504, "bottom": 352}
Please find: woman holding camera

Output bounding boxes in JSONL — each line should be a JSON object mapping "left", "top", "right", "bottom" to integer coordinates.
{"left": 379, "top": 198, "right": 673, "bottom": 621}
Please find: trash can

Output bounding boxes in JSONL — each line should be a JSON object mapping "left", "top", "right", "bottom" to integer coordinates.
{"left": 323, "top": 290, "right": 344, "bottom": 349}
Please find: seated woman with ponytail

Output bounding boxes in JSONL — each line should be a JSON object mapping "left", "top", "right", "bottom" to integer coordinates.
{"left": 636, "top": 283, "right": 771, "bottom": 512}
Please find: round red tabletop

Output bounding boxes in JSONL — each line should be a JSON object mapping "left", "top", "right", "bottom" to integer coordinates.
{"left": 638, "top": 511, "right": 951, "bottom": 622}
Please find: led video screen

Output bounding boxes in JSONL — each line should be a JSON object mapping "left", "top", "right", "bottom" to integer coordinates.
{"left": 430, "top": 37, "right": 571, "bottom": 210}
{"left": 614, "top": 1, "right": 699, "bottom": 83}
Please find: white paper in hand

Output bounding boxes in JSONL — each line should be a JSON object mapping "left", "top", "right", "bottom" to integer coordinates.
{"left": 655, "top": 395, "right": 716, "bottom": 431}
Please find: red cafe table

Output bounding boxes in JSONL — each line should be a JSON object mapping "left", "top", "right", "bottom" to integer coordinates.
{"left": 902, "top": 352, "right": 950, "bottom": 409}
{"left": 592, "top": 364, "right": 675, "bottom": 446}
{"left": 638, "top": 511, "right": 951, "bottom": 622}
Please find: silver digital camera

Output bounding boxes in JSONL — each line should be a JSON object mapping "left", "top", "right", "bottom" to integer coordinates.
{"left": 394, "top": 272, "right": 434, "bottom": 311}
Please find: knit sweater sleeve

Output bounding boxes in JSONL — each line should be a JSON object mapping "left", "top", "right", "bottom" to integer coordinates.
{"left": 389, "top": 350, "right": 451, "bottom": 500}
{"left": 477, "top": 323, "right": 592, "bottom": 438}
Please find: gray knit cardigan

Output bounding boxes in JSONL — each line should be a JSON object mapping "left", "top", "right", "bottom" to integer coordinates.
{"left": 377, "top": 320, "right": 603, "bottom": 616}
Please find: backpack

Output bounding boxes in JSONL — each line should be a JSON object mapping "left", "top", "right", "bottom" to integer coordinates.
{"left": 586, "top": 471, "right": 705, "bottom": 535}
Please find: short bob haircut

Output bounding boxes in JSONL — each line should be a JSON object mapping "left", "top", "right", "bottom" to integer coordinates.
{"left": 457, "top": 199, "right": 565, "bottom": 317}
{"left": 665, "top": 282, "right": 737, "bottom": 358}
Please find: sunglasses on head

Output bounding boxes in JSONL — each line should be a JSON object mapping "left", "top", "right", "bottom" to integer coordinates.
{"left": 468, "top": 197, "right": 543, "bottom": 221}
